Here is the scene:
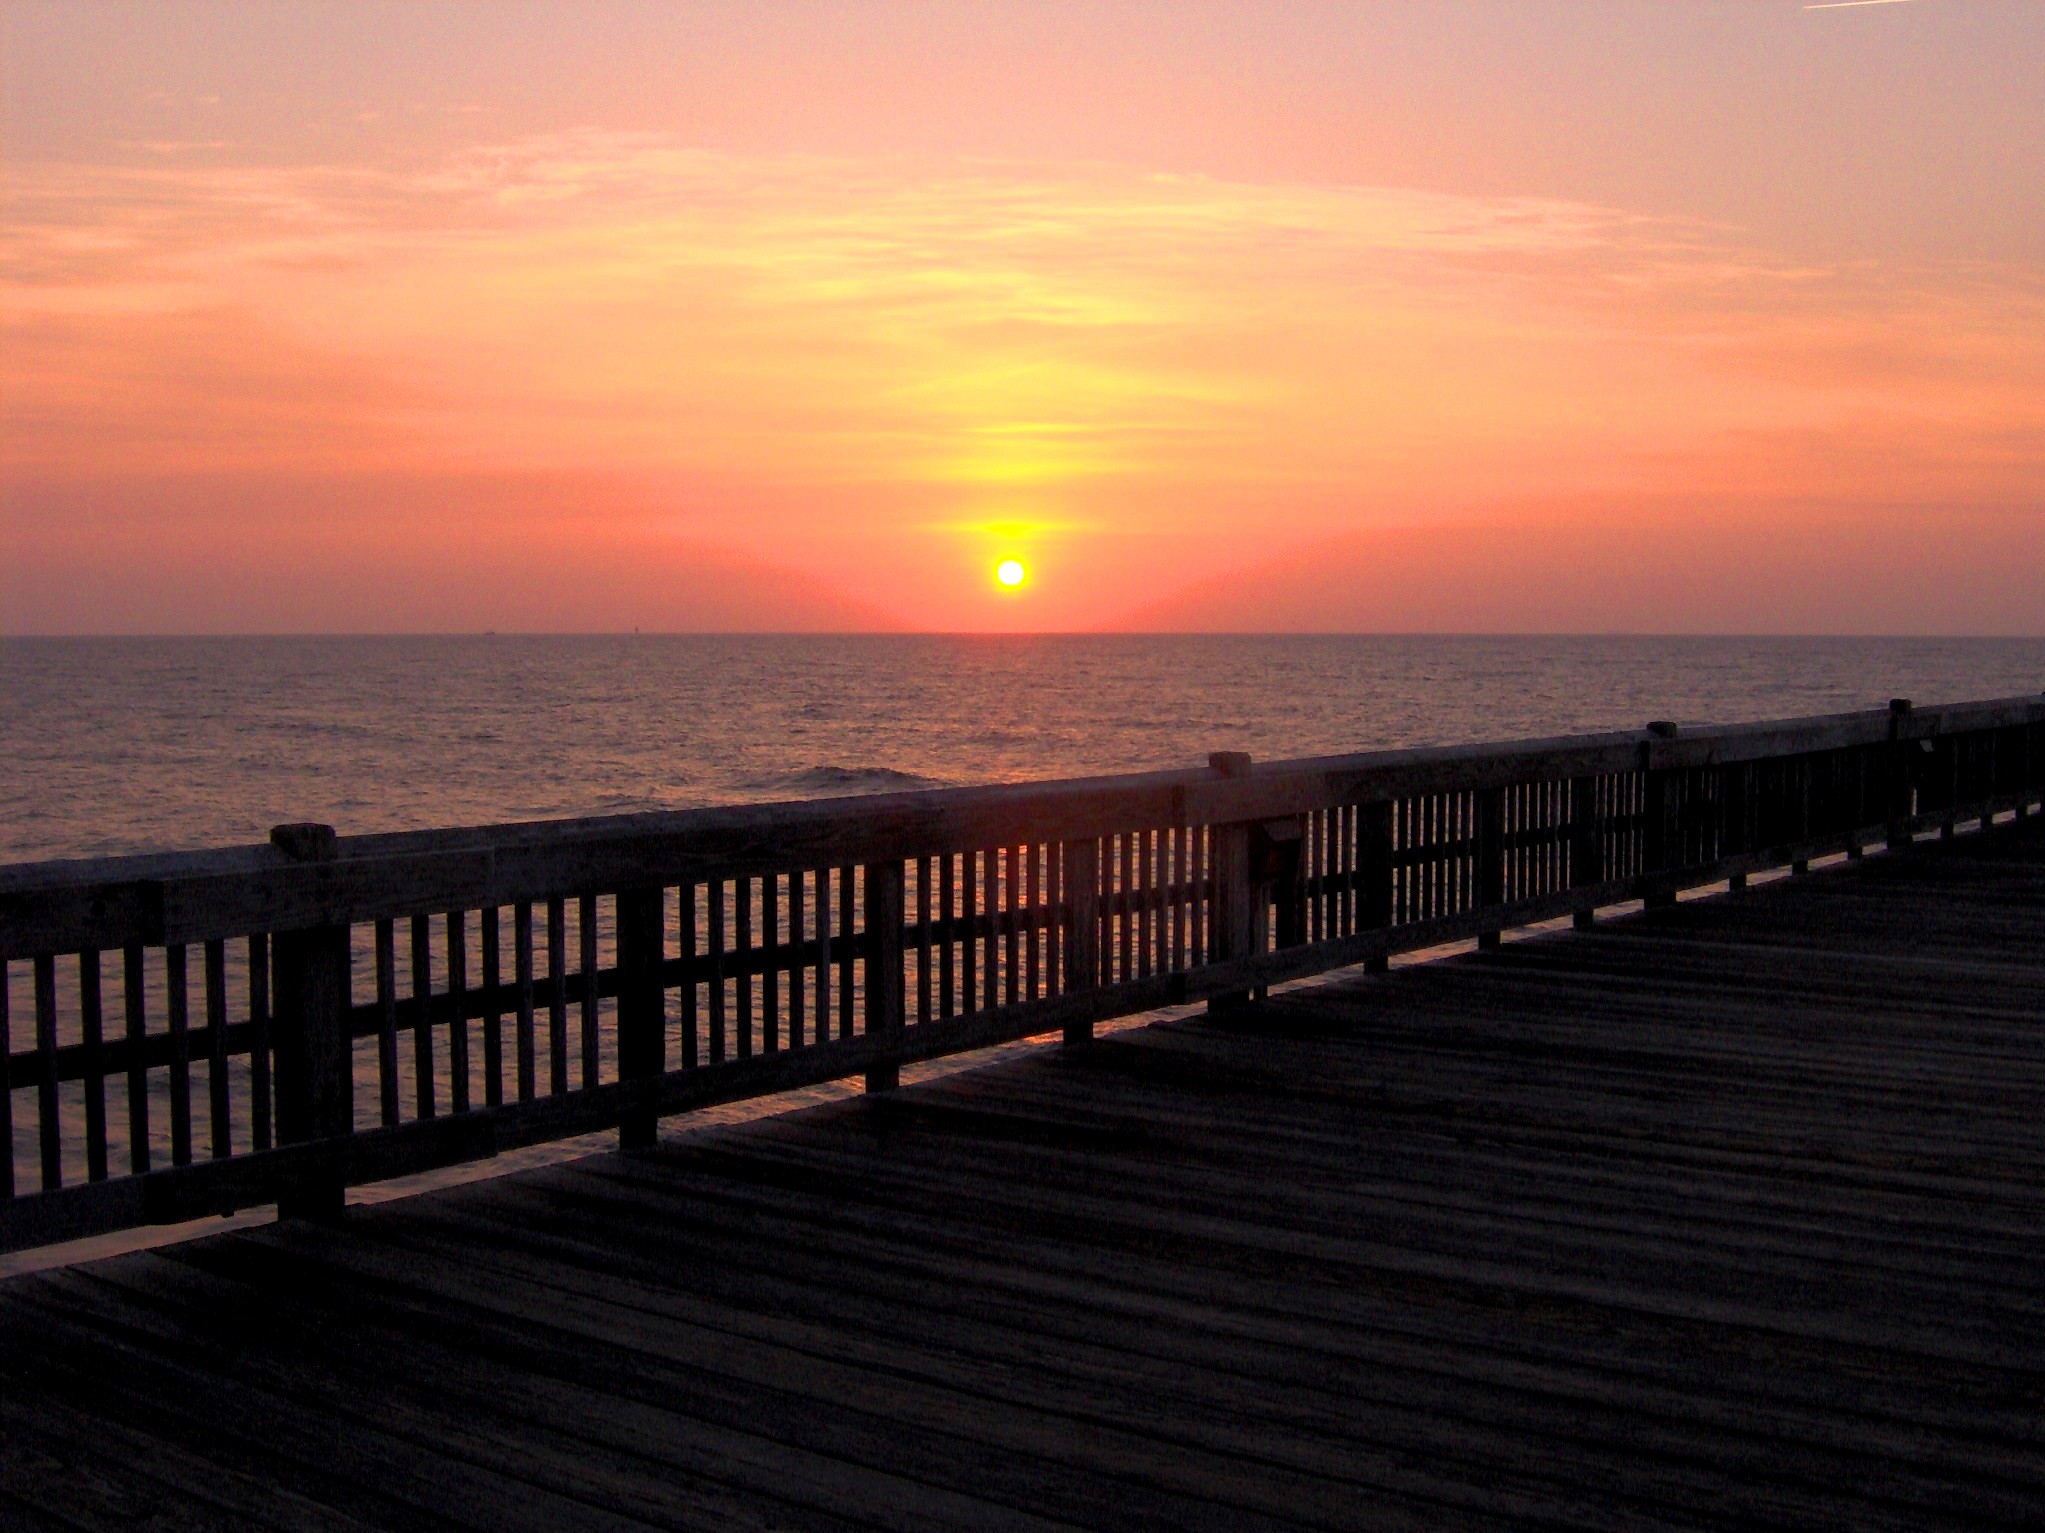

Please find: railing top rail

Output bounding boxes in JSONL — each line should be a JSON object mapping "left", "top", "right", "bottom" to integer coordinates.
{"left": 3, "top": 691, "right": 2040, "bottom": 958}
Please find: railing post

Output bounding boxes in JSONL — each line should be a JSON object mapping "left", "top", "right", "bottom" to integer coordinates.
{"left": 1886, "top": 698, "right": 1915, "bottom": 851}
{"left": 1568, "top": 775, "right": 1601, "bottom": 928}
{"left": 1359, "top": 800, "right": 1393, "bottom": 973}
{"left": 1642, "top": 723, "right": 1678, "bottom": 909}
{"left": 1476, "top": 786, "right": 1505, "bottom": 949}
{"left": 864, "top": 861, "right": 904, "bottom": 1092}
{"left": 2026, "top": 701, "right": 2042, "bottom": 817}
{"left": 1789, "top": 751, "right": 1815, "bottom": 875}
{"left": 1061, "top": 838, "right": 1100, "bottom": 1046}
{"left": 269, "top": 823, "right": 351, "bottom": 1221}
{"left": 1206, "top": 752, "right": 1257, "bottom": 1013}
{"left": 1724, "top": 762, "right": 1753, "bottom": 891}
{"left": 615, "top": 885, "right": 665, "bottom": 1149}
{"left": 1261, "top": 812, "right": 1304, "bottom": 953}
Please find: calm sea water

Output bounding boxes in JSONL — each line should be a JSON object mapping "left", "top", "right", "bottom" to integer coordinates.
{"left": 4, "top": 634, "right": 2042, "bottom": 865}
{"left": 5, "top": 632, "right": 2043, "bottom": 1267}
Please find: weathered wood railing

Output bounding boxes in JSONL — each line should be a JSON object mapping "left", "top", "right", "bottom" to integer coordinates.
{"left": 4, "top": 694, "right": 2041, "bottom": 1255}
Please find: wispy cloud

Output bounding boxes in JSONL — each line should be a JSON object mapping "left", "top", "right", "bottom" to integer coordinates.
{"left": 4, "top": 131, "right": 2040, "bottom": 628}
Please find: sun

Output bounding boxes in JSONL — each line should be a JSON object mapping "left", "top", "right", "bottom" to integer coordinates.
{"left": 994, "top": 558, "right": 1028, "bottom": 589}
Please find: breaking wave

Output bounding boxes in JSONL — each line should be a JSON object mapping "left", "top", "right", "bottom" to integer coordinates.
{"left": 738, "top": 764, "right": 948, "bottom": 799}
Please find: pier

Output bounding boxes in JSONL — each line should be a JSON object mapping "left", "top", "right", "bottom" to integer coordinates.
{"left": 2, "top": 696, "right": 2042, "bottom": 1528}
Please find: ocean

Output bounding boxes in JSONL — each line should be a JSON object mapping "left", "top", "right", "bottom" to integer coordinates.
{"left": 4, "top": 633, "right": 2043, "bottom": 865}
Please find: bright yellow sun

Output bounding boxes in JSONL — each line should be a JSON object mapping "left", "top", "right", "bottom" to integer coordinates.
{"left": 995, "top": 558, "right": 1028, "bottom": 588}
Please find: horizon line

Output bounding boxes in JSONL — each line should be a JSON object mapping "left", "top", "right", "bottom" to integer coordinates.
{"left": 4, "top": 630, "right": 2043, "bottom": 643}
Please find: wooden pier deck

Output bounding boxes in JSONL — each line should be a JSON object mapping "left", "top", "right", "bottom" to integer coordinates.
{"left": 4, "top": 821, "right": 2042, "bottom": 1531}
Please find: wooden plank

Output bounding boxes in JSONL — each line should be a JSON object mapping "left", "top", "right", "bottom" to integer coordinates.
{"left": 387, "top": 1162, "right": 2037, "bottom": 1524}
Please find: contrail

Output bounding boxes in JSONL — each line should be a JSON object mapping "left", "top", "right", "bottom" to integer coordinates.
{"left": 1804, "top": 0, "right": 1916, "bottom": 10}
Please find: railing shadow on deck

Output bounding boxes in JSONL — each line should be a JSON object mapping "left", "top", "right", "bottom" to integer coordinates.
{"left": 3, "top": 693, "right": 2041, "bottom": 1256}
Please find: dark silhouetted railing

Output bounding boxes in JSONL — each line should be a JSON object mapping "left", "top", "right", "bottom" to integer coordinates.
{"left": 4, "top": 693, "right": 2040, "bottom": 1254}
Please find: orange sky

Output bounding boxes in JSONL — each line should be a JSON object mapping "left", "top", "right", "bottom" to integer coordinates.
{"left": 3, "top": 2, "right": 2041, "bottom": 633}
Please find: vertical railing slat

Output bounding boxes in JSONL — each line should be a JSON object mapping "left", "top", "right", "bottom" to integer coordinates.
{"left": 515, "top": 901, "right": 536, "bottom": 1103}
{"left": 480, "top": 907, "right": 502, "bottom": 1109}
{"left": 0, "top": 964, "right": 11, "bottom": 1200}
{"left": 34, "top": 954, "right": 60, "bottom": 1189}
{"left": 578, "top": 895, "right": 599, "bottom": 1089}
{"left": 744, "top": 883, "right": 760, "bottom": 1062}
{"left": 615, "top": 885, "right": 665, "bottom": 1151}
{"left": 815, "top": 868, "right": 833, "bottom": 1041}
{"left": 79, "top": 950, "right": 107, "bottom": 1182}
{"left": 1004, "top": 845, "right": 1021, "bottom": 1005}
{"left": 205, "top": 938, "right": 230, "bottom": 1157}
{"left": 412, "top": 914, "right": 436, "bottom": 1120}
{"left": 917, "top": 857, "right": 934, "bottom": 1025}
{"left": 547, "top": 897, "right": 568, "bottom": 1093}
{"left": 864, "top": 860, "right": 904, "bottom": 1093}
{"left": 680, "top": 885, "right": 700, "bottom": 1070}
{"left": 787, "top": 873, "right": 806, "bottom": 1050}
{"left": 123, "top": 945, "right": 150, "bottom": 1172}
{"left": 375, "top": 920, "right": 399, "bottom": 1127}
{"left": 838, "top": 866, "right": 856, "bottom": 1040}
{"left": 446, "top": 909, "right": 469, "bottom": 1113}
{"left": 1062, "top": 837, "right": 1100, "bottom": 1046}
{"left": 165, "top": 945, "right": 191, "bottom": 1169}
{"left": 764, "top": 874, "right": 780, "bottom": 1054}
{"left": 708, "top": 881, "right": 727, "bottom": 1064}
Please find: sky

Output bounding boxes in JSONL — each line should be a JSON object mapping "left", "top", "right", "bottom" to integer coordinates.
{"left": 3, "top": 1, "right": 2041, "bottom": 633}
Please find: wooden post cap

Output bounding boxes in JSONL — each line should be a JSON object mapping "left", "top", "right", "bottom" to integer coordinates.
{"left": 270, "top": 823, "right": 339, "bottom": 862}
{"left": 1208, "top": 751, "right": 1254, "bottom": 778}
{"left": 1889, "top": 698, "right": 1913, "bottom": 715}
{"left": 1645, "top": 721, "right": 1679, "bottom": 740}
